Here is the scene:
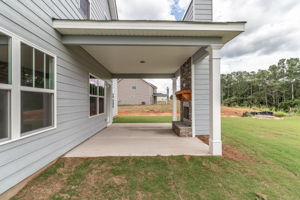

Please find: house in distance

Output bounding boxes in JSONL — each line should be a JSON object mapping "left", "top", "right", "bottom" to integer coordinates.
{"left": 117, "top": 79, "right": 169, "bottom": 105}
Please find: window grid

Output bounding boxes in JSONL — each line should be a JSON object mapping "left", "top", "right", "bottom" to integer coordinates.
{"left": 89, "top": 74, "right": 105, "bottom": 117}
{"left": 0, "top": 27, "right": 57, "bottom": 145}
{"left": 20, "top": 42, "right": 56, "bottom": 136}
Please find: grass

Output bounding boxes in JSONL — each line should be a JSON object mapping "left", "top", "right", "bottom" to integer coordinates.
{"left": 113, "top": 116, "right": 177, "bottom": 123}
{"left": 13, "top": 117, "right": 300, "bottom": 200}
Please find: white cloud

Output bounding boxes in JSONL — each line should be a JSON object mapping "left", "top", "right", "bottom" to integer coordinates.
{"left": 178, "top": 0, "right": 191, "bottom": 11}
{"left": 214, "top": 0, "right": 300, "bottom": 73}
{"left": 117, "top": 0, "right": 176, "bottom": 20}
{"left": 116, "top": 0, "right": 300, "bottom": 89}
{"left": 145, "top": 79, "right": 172, "bottom": 94}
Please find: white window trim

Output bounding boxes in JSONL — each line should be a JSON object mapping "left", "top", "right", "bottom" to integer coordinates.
{"left": 0, "top": 90, "right": 11, "bottom": 144}
{"left": 0, "top": 26, "right": 57, "bottom": 146}
{"left": 0, "top": 33, "right": 12, "bottom": 143}
{"left": 89, "top": 73, "right": 106, "bottom": 118}
{"left": 0, "top": 83, "right": 12, "bottom": 90}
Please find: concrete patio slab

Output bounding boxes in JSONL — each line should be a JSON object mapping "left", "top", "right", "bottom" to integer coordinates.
{"left": 64, "top": 123, "right": 210, "bottom": 157}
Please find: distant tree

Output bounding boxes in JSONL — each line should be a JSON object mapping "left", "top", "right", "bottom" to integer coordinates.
{"left": 221, "top": 58, "right": 300, "bottom": 112}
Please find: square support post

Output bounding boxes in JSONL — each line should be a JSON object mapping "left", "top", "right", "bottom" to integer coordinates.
{"left": 208, "top": 45, "right": 223, "bottom": 156}
{"left": 172, "top": 77, "right": 177, "bottom": 121}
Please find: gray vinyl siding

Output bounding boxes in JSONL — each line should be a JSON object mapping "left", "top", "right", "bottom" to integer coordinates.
{"left": 0, "top": 0, "right": 111, "bottom": 194}
{"left": 183, "top": 2, "right": 193, "bottom": 21}
{"left": 194, "top": 0, "right": 212, "bottom": 21}
{"left": 194, "top": 56, "right": 210, "bottom": 135}
{"left": 184, "top": 0, "right": 212, "bottom": 22}
{"left": 118, "top": 79, "right": 155, "bottom": 105}
{"left": 90, "top": 0, "right": 111, "bottom": 20}
{"left": 58, "top": 0, "right": 111, "bottom": 20}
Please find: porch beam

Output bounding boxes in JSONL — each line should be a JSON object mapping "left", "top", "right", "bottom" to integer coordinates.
{"left": 208, "top": 45, "right": 223, "bottom": 156}
{"left": 193, "top": 47, "right": 209, "bottom": 62}
{"left": 62, "top": 35, "right": 223, "bottom": 46}
{"left": 112, "top": 73, "right": 175, "bottom": 79}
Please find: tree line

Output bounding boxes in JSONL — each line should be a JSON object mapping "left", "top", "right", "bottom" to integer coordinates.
{"left": 221, "top": 58, "right": 300, "bottom": 112}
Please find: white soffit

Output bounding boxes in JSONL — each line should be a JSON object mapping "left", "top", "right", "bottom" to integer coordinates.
{"left": 83, "top": 45, "right": 199, "bottom": 74}
{"left": 53, "top": 20, "right": 246, "bottom": 43}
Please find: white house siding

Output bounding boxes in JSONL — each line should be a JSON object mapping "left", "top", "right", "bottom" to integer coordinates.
{"left": 194, "top": 56, "right": 210, "bottom": 135}
{"left": 0, "top": 0, "right": 112, "bottom": 194}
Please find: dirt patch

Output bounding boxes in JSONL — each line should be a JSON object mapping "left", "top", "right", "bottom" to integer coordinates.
{"left": 184, "top": 155, "right": 191, "bottom": 161}
{"left": 118, "top": 103, "right": 180, "bottom": 116}
{"left": 256, "top": 192, "right": 268, "bottom": 200}
{"left": 14, "top": 158, "right": 97, "bottom": 200}
{"left": 197, "top": 136, "right": 209, "bottom": 145}
{"left": 222, "top": 106, "right": 260, "bottom": 117}
{"left": 14, "top": 160, "right": 68, "bottom": 200}
{"left": 112, "top": 176, "right": 127, "bottom": 185}
{"left": 222, "top": 144, "right": 253, "bottom": 162}
{"left": 118, "top": 104, "right": 260, "bottom": 118}
{"left": 118, "top": 111, "right": 173, "bottom": 116}
{"left": 197, "top": 136, "right": 253, "bottom": 162}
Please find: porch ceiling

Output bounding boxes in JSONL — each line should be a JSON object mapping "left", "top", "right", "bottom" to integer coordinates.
{"left": 82, "top": 45, "right": 199, "bottom": 74}
{"left": 53, "top": 20, "right": 246, "bottom": 77}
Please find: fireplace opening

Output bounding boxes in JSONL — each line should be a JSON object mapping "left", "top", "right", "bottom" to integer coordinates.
{"left": 183, "top": 106, "right": 190, "bottom": 120}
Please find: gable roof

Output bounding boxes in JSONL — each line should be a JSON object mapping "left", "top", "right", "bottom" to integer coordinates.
{"left": 142, "top": 80, "right": 157, "bottom": 89}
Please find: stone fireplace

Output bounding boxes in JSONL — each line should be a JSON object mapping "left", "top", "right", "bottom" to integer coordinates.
{"left": 172, "top": 58, "right": 193, "bottom": 137}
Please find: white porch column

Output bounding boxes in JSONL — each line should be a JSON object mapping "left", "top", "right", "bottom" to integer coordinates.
{"left": 112, "top": 79, "right": 118, "bottom": 116}
{"left": 172, "top": 77, "right": 177, "bottom": 121}
{"left": 208, "top": 45, "right": 223, "bottom": 156}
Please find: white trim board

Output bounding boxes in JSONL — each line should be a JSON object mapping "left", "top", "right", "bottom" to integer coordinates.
{"left": 53, "top": 20, "right": 246, "bottom": 44}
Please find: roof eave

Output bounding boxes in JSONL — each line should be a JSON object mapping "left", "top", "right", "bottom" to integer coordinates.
{"left": 53, "top": 20, "right": 246, "bottom": 45}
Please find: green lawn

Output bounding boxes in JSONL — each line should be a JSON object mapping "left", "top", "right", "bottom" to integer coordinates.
{"left": 113, "top": 116, "right": 176, "bottom": 123}
{"left": 13, "top": 117, "right": 300, "bottom": 200}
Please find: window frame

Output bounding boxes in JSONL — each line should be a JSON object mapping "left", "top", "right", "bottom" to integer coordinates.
{"left": 0, "top": 89, "right": 11, "bottom": 143}
{"left": 89, "top": 73, "right": 106, "bottom": 118}
{"left": 0, "top": 31, "right": 12, "bottom": 143}
{"left": 0, "top": 26, "right": 57, "bottom": 145}
{"left": 20, "top": 41, "right": 57, "bottom": 137}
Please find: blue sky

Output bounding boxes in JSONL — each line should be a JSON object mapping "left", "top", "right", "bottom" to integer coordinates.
{"left": 170, "top": 0, "right": 187, "bottom": 21}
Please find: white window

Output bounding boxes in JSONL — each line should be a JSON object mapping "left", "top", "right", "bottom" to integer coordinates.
{"left": 0, "top": 32, "right": 11, "bottom": 142}
{"left": 20, "top": 43, "right": 55, "bottom": 136}
{"left": 0, "top": 27, "right": 56, "bottom": 144}
{"left": 80, "top": 0, "right": 90, "bottom": 19}
{"left": 89, "top": 74, "right": 105, "bottom": 117}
